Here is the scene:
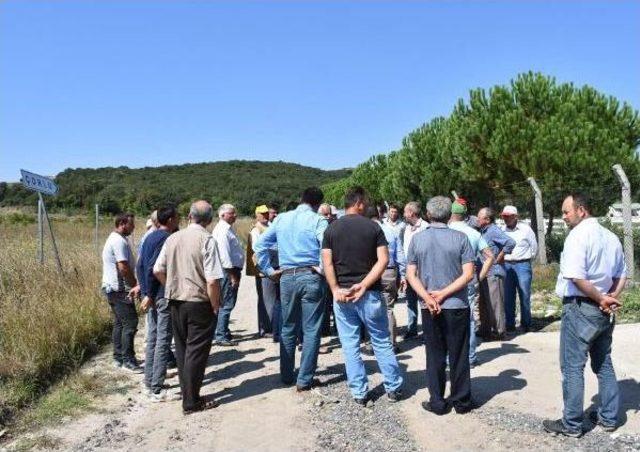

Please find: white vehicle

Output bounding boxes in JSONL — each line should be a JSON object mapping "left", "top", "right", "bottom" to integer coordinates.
{"left": 606, "top": 203, "right": 640, "bottom": 225}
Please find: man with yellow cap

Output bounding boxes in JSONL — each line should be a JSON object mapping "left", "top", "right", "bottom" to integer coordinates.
{"left": 247, "top": 205, "right": 274, "bottom": 338}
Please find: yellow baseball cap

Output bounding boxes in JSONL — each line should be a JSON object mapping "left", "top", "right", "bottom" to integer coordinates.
{"left": 255, "top": 204, "right": 269, "bottom": 214}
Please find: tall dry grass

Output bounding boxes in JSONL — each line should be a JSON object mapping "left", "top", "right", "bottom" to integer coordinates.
{"left": 0, "top": 214, "right": 253, "bottom": 422}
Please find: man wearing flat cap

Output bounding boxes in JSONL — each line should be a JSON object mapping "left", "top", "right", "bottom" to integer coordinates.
{"left": 500, "top": 205, "right": 538, "bottom": 333}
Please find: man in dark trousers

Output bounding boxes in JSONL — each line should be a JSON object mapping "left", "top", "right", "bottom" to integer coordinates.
{"left": 406, "top": 196, "right": 475, "bottom": 415}
{"left": 322, "top": 187, "right": 403, "bottom": 405}
{"left": 154, "top": 200, "right": 224, "bottom": 414}
{"left": 137, "top": 204, "right": 180, "bottom": 402}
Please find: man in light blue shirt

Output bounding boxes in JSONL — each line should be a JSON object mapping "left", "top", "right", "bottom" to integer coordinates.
{"left": 254, "top": 187, "right": 329, "bottom": 390}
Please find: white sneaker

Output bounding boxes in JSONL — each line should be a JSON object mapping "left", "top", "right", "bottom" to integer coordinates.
{"left": 140, "top": 382, "right": 152, "bottom": 396}
{"left": 150, "top": 389, "right": 181, "bottom": 403}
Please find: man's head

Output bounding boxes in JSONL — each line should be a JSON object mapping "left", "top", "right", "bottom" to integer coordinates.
{"left": 477, "top": 207, "right": 496, "bottom": 228}
{"left": 450, "top": 199, "right": 467, "bottom": 222}
{"left": 157, "top": 204, "right": 180, "bottom": 232}
{"left": 388, "top": 203, "right": 401, "bottom": 222}
{"left": 301, "top": 187, "right": 324, "bottom": 211}
{"left": 426, "top": 196, "right": 452, "bottom": 223}
{"left": 255, "top": 204, "right": 269, "bottom": 225}
{"left": 403, "top": 201, "right": 422, "bottom": 225}
{"left": 562, "top": 192, "right": 592, "bottom": 229}
{"left": 114, "top": 212, "right": 135, "bottom": 236}
{"left": 344, "top": 186, "right": 369, "bottom": 215}
{"left": 365, "top": 205, "right": 380, "bottom": 221}
{"left": 189, "top": 200, "right": 213, "bottom": 227}
{"left": 501, "top": 205, "right": 519, "bottom": 228}
{"left": 268, "top": 206, "right": 278, "bottom": 222}
{"left": 318, "top": 203, "right": 332, "bottom": 220}
{"left": 218, "top": 203, "right": 237, "bottom": 225}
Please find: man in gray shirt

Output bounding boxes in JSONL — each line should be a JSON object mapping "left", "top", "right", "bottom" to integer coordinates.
{"left": 406, "top": 196, "right": 475, "bottom": 415}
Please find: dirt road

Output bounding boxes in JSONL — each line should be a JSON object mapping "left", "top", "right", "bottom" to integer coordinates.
{"left": 9, "top": 276, "right": 640, "bottom": 451}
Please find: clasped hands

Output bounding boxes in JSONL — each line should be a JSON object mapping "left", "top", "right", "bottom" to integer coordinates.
{"left": 599, "top": 293, "right": 623, "bottom": 315}
{"left": 332, "top": 283, "right": 368, "bottom": 303}
{"left": 419, "top": 289, "right": 447, "bottom": 315}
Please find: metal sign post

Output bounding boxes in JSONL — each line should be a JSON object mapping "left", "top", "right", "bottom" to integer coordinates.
{"left": 20, "top": 169, "right": 63, "bottom": 275}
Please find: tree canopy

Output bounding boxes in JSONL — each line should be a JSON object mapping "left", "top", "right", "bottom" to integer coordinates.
{"left": 323, "top": 72, "right": 640, "bottom": 220}
{"left": 0, "top": 161, "right": 351, "bottom": 216}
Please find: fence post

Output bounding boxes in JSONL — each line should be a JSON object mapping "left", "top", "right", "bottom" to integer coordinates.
{"left": 527, "top": 177, "right": 547, "bottom": 265}
{"left": 95, "top": 204, "right": 100, "bottom": 257}
{"left": 37, "top": 196, "right": 44, "bottom": 264}
{"left": 612, "top": 164, "right": 634, "bottom": 280}
{"left": 39, "top": 193, "right": 64, "bottom": 275}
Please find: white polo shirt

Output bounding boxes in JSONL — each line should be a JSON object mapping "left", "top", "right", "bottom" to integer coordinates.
{"left": 555, "top": 218, "right": 627, "bottom": 298}
{"left": 402, "top": 218, "right": 429, "bottom": 257}
{"left": 503, "top": 221, "right": 538, "bottom": 261}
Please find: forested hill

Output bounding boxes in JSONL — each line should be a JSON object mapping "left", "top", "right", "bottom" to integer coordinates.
{"left": 0, "top": 161, "right": 351, "bottom": 215}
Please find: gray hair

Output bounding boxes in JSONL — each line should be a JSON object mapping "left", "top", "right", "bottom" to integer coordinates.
{"left": 426, "top": 196, "right": 452, "bottom": 223}
{"left": 405, "top": 201, "right": 422, "bottom": 216}
{"left": 478, "top": 207, "right": 496, "bottom": 223}
{"left": 218, "top": 203, "right": 236, "bottom": 218}
{"left": 189, "top": 201, "right": 213, "bottom": 225}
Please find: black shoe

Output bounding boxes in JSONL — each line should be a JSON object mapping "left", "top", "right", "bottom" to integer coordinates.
{"left": 402, "top": 332, "right": 418, "bottom": 341}
{"left": 387, "top": 390, "right": 403, "bottom": 403}
{"left": 453, "top": 401, "right": 475, "bottom": 414}
{"left": 354, "top": 395, "right": 372, "bottom": 407}
{"left": 296, "top": 384, "right": 312, "bottom": 392}
{"left": 362, "top": 343, "right": 374, "bottom": 356}
{"left": 421, "top": 401, "right": 450, "bottom": 415}
{"left": 215, "top": 340, "right": 237, "bottom": 347}
{"left": 506, "top": 326, "right": 516, "bottom": 333}
{"left": 589, "top": 411, "right": 617, "bottom": 432}
{"left": 542, "top": 419, "right": 582, "bottom": 438}
{"left": 122, "top": 361, "right": 144, "bottom": 374}
{"left": 183, "top": 399, "right": 219, "bottom": 415}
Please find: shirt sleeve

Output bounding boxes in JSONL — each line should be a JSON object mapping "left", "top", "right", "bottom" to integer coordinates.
{"left": 113, "top": 237, "right": 129, "bottom": 262}
{"left": 215, "top": 228, "right": 233, "bottom": 269}
{"left": 254, "top": 218, "right": 278, "bottom": 276}
{"left": 395, "top": 235, "right": 407, "bottom": 277}
{"left": 321, "top": 224, "right": 333, "bottom": 250}
{"left": 375, "top": 225, "right": 388, "bottom": 248}
{"left": 153, "top": 242, "right": 167, "bottom": 275}
{"left": 460, "top": 236, "right": 475, "bottom": 264}
{"left": 147, "top": 236, "right": 166, "bottom": 301}
{"left": 203, "top": 235, "right": 224, "bottom": 281}
{"left": 559, "top": 233, "right": 587, "bottom": 280}
{"left": 316, "top": 216, "right": 329, "bottom": 244}
{"left": 136, "top": 246, "right": 147, "bottom": 296}
{"left": 494, "top": 228, "right": 516, "bottom": 254}
{"left": 478, "top": 235, "right": 490, "bottom": 252}
{"left": 613, "top": 240, "right": 627, "bottom": 278}
{"left": 407, "top": 238, "right": 419, "bottom": 266}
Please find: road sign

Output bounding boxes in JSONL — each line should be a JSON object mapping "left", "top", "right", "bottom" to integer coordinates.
{"left": 20, "top": 169, "right": 59, "bottom": 196}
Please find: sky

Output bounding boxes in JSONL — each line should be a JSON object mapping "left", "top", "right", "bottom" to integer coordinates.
{"left": 1, "top": 1, "right": 639, "bottom": 182}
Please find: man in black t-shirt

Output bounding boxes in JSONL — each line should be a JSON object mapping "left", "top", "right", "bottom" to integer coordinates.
{"left": 321, "top": 187, "right": 404, "bottom": 406}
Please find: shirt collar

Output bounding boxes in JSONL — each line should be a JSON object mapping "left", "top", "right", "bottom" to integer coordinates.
{"left": 296, "top": 203, "right": 313, "bottom": 212}
{"left": 188, "top": 223, "right": 207, "bottom": 232}
{"left": 430, "top": 222, "right": 448, "bottom": 229}
{"left": 575, "top": 217, "right": 598, "bottom": 230}
{"left": 216, "top": 220, "right": 231, "bottom": 231}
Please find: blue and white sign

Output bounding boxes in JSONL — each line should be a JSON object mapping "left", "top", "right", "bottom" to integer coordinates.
{"left": 20, "top": 169, "right": 59, "bottom": 196}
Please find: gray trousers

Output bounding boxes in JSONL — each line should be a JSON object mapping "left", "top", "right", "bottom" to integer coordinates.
{"left": 381, "top": 268, "right": 398, "bottom": 345}
{"left": 144, "top": 298, "right": 173, "bottom": 393}
{"left": 478, "top": 275, "right": 506, "bottom": 336}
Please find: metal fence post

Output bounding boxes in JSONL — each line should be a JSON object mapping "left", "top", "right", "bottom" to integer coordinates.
{"left": 527, "top": 177, "right": 547, "bottom": 265}
{"left": 37, "top": 196, "right": 44, "bottom": 264}
{"left": 612, "top": 164, "right": 634, "bottom": 280}
{"left": 95, "top": 204, "right": 100, "bottom": 257}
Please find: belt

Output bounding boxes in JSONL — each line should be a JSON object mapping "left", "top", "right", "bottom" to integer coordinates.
{"left": 563, "top": 296, "right": 598, "bottom": 307}
{"left": 281, "top": 266, "right": 316, "bottom": 275}
{"left": 506, "top": 259, "right": 532, "bottom": 264}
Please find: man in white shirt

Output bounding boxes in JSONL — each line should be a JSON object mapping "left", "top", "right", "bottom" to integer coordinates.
{"left": 543, "top": 193, "right": 625, "bottom": 437}
{"left": 383, "top": 203, "right": 406, "bottom": 239}
{"left": 402, "top": 201, "right": 429, "bottom": 340}
{"left": 102, "top": 212, "right": 142, "bottom": 373}
{"left": 501, "top": 205, "right": 538, "bottom": 333}
{"left": 212, "top": 203, "right": 246, "bottom": 346}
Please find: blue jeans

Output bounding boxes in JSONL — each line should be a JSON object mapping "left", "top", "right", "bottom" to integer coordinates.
{"left": 468, "top": 282, "right": 479, "bottom": 363}
{"left": 279, "top": 271, "right": 325, "bottom": 387}
{"left": 144, "top": 298, "right": 173, "bottom": 393}
{"left": 560, "top": 300, "right": 619, "bottom": 432}
{"left": 214, "top": 271, "right": 240, "bottom": 342}
{"left": 334, "top": 290, "right": 403, "bottom": 399}
{"left": 504, "top": 261, "right": 533, "bottom": 330}
{"left": 405, "top": 285, "right": 419, "bottom": 335}
{"left": 262, "top": 276, "right": 281, "bottom": 341}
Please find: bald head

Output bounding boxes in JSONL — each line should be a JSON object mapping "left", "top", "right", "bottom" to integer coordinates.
{"left": 189, "top": 200, "right": 213, "bottom": 226}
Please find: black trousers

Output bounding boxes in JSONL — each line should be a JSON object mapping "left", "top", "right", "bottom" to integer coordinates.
{"left": 422, "top": 308, "right": 472, "bottom": 412}
{"left": 170, "top": 300, "right": 215, "bottom": 411}
{"left": 256, "top": 276, "right": 271, "bottom": 334}
{"left": 107, "top": 291, "right": 138, "bottom": 363}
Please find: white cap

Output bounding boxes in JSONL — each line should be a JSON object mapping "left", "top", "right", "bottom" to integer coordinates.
{"left": 501, "top": 205, "right": 518, "bottom": 216}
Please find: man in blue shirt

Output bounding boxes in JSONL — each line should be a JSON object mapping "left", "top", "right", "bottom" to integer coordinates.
{"left": 477, "top": 207, "right": 516, "bottom": 340}
{"left": 254, "top": 187, "right": 329, "bottom": 391}
{"left": 137, "top": 204, "right": 180, "bottom": 401}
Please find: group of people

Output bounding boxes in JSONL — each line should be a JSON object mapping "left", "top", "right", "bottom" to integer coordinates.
{"left": 101, "top": 186, "right": 626, "bottom": 437}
